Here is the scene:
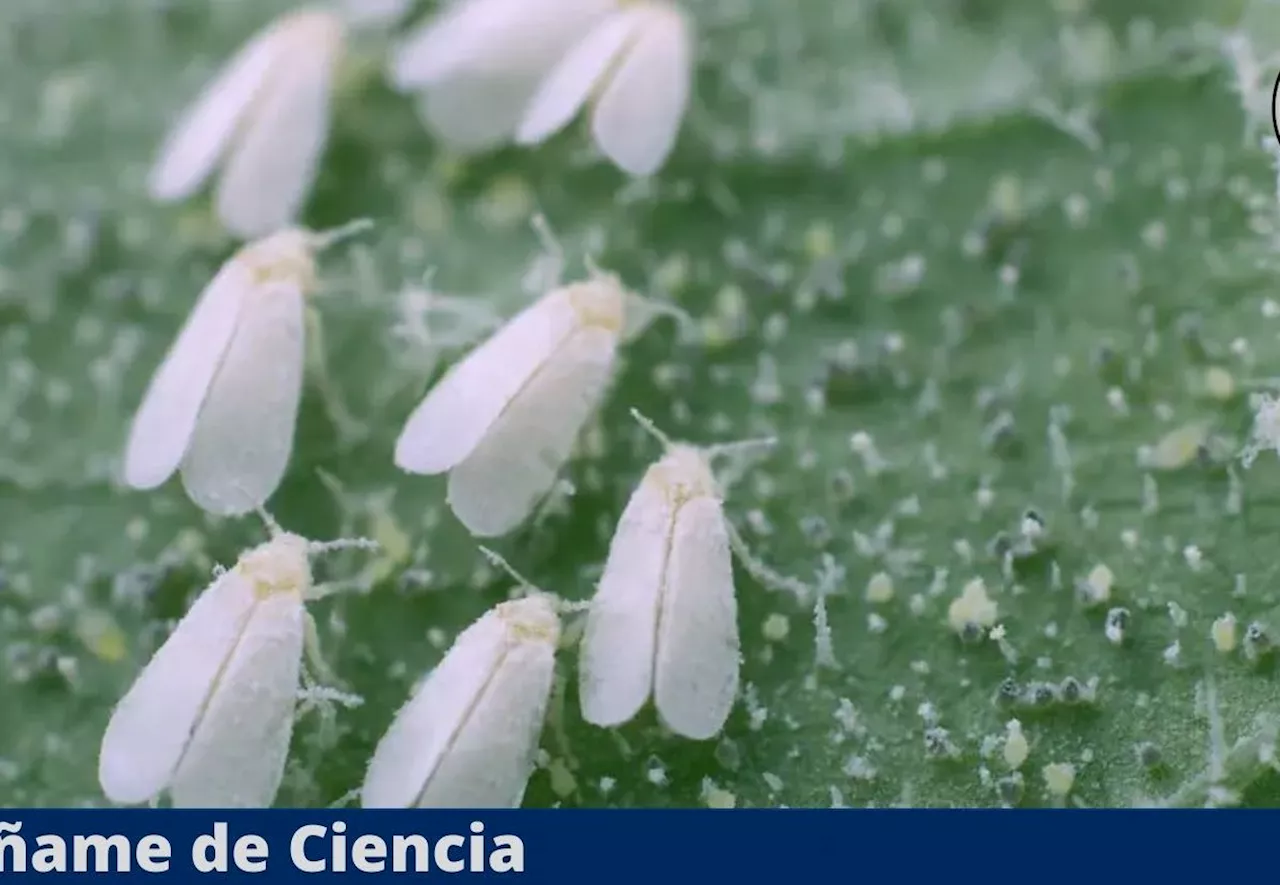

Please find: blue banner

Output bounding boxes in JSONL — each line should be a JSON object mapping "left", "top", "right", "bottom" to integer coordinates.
{"left": 0, "top": 809, "right": 1254, "bottom": 881}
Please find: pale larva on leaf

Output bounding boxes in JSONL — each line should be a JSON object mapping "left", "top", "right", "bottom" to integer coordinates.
{"left": 578, "top": 410, "right": 776, "bottom": 740}
{"left": 121, "top": 221, "right": 370, "bottom": 516}
{"left": 98, "top": 515, "right": 376, "bottom": 808}
{"left": 389, "top": 0, "right": 616, "bottom": 152}
{"left": 147, "top": 7, "right": 346, "bottom": 238}
{"left": 392, "top": 266, "right": 667, "bottom": 538}
{"left": 516, "top": 0, "right": 694, "bottom": 177}
{"left": 362, "top": 549, "right": 572, "bottom": 808}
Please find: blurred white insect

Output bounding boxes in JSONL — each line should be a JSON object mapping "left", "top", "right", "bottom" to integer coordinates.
{"left": 98, "top": 518, "right": 375, "bottom": 808}
{"left": 147, "top": 7, "right": 347, "bottom": 238}
{"left": 362, "top": 552, "right": 564, "bottom": 808}
{"left": 122, "top": 222, "right": 368, "bottom": 516}
{"left": 392, "top": 268, "right": 660, "bottom": 538}
{"left": 391, "top": 0, "right": 694, "bottom": 176}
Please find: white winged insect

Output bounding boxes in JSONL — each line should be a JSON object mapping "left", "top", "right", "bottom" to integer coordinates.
{"left": 389, "top": 0, "right": 693, "bottom": 175}
{"left": 147, "top": 7, "right": 347, "bottom": 238}
{"left": 516, "top": 0, "right": 695, "bottom": 176}
{"left": 578, "top": 410, "right": 775, "bottom": 740}
{"left": 361, "top": 550, "right": 568, "bottom": 808}
{"left": 121, "top": 221, "right": 370, "bottom": 517}
{"left": 392, "top": 255, "right": 670, "bottom": 538}
{"left": 97, "top": 516, "right": 375, "bottom": 808}
{"left": 388, "top": 0, "right": 616, "bottom": 152}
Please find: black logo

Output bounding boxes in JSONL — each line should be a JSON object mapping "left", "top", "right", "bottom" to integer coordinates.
{"left": 1272, "top": 69, "right": 1280, "bottom": 147}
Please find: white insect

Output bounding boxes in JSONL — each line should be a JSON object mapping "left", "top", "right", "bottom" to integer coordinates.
{"left": 121, "top": 223, "right": 366, "bottom": 516}
{"left": 147, "top": 7, "right": 346, "bottom": 238}
{"left": 389, "top": 0, "right": 613, "bottom": 152}
{"left": 362, "top": 582, "right": 562, "bottom": 807}
{"left": 393, "top": 271, "right": 648, "bottom": 538}
{"left": 390, "top": 0, "right": 694, "bottom": 176}
{"left": 578, "top": 412, "right": 773, "bottom": 740}
{"left": 516, "top": 0, "right": 695, "bottom": 176}
{"left": 98, "top": 521, "right": 373, "bottom": 808}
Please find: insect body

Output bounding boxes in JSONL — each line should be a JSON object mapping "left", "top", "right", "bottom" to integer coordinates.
{"left": 517, "top": 0, "right": 694, "bottom": 176}
{"left": 98, "top": 526, "right": 371, "bottom": 807}
{"left": 122, "top": 224, "right": 364, "bottom": 515}
{"left": 362, "top": 594, "right": 562, "bottom": 807}
{"left": 579, "top": 429, "right": 741, "bottom": 739}
{"left": 390, "top": 0, "right": 694, "bottom": 175}
{"left": 147, "top": 7, "right": 346, "bottom": 237}
{"left": 394, "top": 274, "right": 635, "bottom": 537}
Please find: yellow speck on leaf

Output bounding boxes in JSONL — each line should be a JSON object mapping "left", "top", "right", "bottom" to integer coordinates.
{"left": 703, "top": 784, "right": 737, "bottom": 808}
{"left": 75, "top": 609, "right": 128, "bottom": 663}
{"left": 477, "top": 174, "right": 535, "bottom": 230}
{"left": 866, "top": 571, "right": 894, "bottom": 604}
{"left": 804, "top": 222, "right": 835, "bottom": 259}
{"left": 1212, "top": 613, "right": 1238, "bottom": 654}
{"left": 1081, "top": 564, "right": 1113, "bottom": 606}
{"left": 947, "top": 578, "right": 998, "bottom": 635}
{"left": 1003, "top": 720, "right": 1029, "bottom": 770}
{"left": 1043, "top": 762, "right": 1076, "bottom": 798}
{"left": 762, "top": 613, "right": 790, "bottom": 643}
{"left": 548, "top": 758, "right": 576, "bottom": 799}
{"left": 1142, "top": 421, "right": 1210, "bottom": 471}
{"left": 1203, "top": 367, "right": 1235, "bottom": 401}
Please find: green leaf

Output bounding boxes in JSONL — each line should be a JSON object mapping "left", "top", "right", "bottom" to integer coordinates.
{"left": 6, "top": 0, "right": 1280, "bottom": 808}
